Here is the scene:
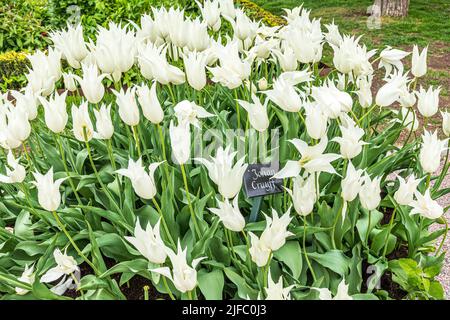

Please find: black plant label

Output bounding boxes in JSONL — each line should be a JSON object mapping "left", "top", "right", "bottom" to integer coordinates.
{"left": 243, "top": 163, "right": 283, "bottom": 198}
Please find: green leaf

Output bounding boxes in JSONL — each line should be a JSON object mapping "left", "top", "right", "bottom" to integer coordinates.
{"left": 198, "top": 268, "right": 224, "bottom": 300}
{"left": 273, "top": 241, "right": 302, "bottom": 279}
{"left": 308, "top": 250, "right": 350, "bottom": 276}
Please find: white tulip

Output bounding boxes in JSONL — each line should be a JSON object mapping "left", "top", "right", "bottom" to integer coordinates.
{"left": 196, "top": 0, "right": 221, "bottom": 31}
{"left": 63, "top": 72, "right": 77, "bottom": 92}
{"left": 248, "top": 232, "right": 271, "bottom": 267}
{"left": 331, "top": 35, "right": 375, "bottom": 76}
{"left": 152, "top": 241, "right": 205, "bottom": 293}
{"left": 260, "top": 208, "right": 293, "bottom": 251}
{"left": 237, "top": 93, "right": 269, "bottom": 132}
{"left": 375, "top": 71, "right": 409, "bottom": 107}
{"left": 394, "top": 175, "right": 422, "bottom": 206}
{"left": 316, "top": 279, "right": 353, "bottom": 300}
{"left": 304, "top": 102, "right": 328, "bottom": 139}
{"left": 416, "top": 86, "right": 440, "bottom": 118}
{"left": 265, "top": 272, "right": 294, "bottom": 300}
{"left": 116, "top": 158, "right": 162, "bottom": 200}
{"left": 112, "top": 87, "right": 140, "bottom": 127}
{"left": 125, "top": 219, "right": 168, "bottom": 264}
{"left": 169, "top": 120, "right": 191, "bottom": 165}
{"left": 15, "top": 264, "right": 35, "bottom": 295}
{"left": 227, "top": 9, "right": 259, "bottom": 41}
{"left": 208, "top": 196, "right": 246, "bottom": 232}
{"left": 257, "top": 77, "right": 268, "bottom": 91}
{"left": 271, "top": 47, "right": 298, "bottom": 72}
{"left": 183, "top": 51, "right": 208, "bottom": 91}
{"left": 195, "top": 145, "right": 248, "bottom": 199}
{"left": 10, "top": 86, "right": 39, "bottom": 120}
{"left": 332, "top": 120, "right": 367, "bottom": 159}
{"left": 355, "top": 76, "right": 373, "bottom": 108}
{"left": 0, "top": 151, "right": 26, "bottom": 184}
{"left": 419, "top": 130, "right": 447, "bottom": 174}
{"left": 136, "top": 82, "right": 164, "bottom": 124}
{"left": 219, "top": 0, "right": 235, "bottom": 19}
{"left": 379, "top": 46, "right": 409, "bottom": 77}
{"left": 50, "top": 23, "right": 89, "bottom": 69}
{"left": 4, "top": 103, "right": 31, "bottom": 142}
{"left": 341, "top": 161, "right": 364, "bottom": 202}
{"left": 72, "top": 64, "right": 108, "bottom": 104}
{"left": 38, "top": 91, "right": 68, "bottom": 133}
{"left": 32, "top": 168, "right": 66, "bottom": 212}
{"left": 410, "top": 189, "right": 443, "bottom": 219}
{"left": 93, "top": 104, "right": 114, "bottom": 140}
{"left": 411, "top": 45, "right": 428, "bottom": 78}
{"left": 273, "top": 137, "right": 341, "bottom": 178}
{"left": 311, "top": 81, "right": 352, "bottom": 119}
{"left": 174, "top": 100, "right": 213, "bottom": 128}
{"left": 71, "top": 101, "right": 94, "bottom": 142}
{"left": 262, "top": 77, "right": 302, "bottom": 113}
{"left": 398, "top": 89, "right": 416, "bottom": 108}
{"left": 324, "top": 20, "right": 342, "bottom": 46}
{"left": 285, "top": 175, "right": 316, "bottom": 216}
{"left": 442, "top": 111, "right": 450, "bottom": 137}
{"left": 27, "top": 48, "right": 62, "bottom": 87}
{"left": 359, "top": 174, "right": 382, "bottom": 211}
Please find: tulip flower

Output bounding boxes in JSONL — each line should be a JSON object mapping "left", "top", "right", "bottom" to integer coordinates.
{"left": 72, "top": 64, "right": 108, "bottom": 104}
{"left": 311, "top": 81, "right": 352, "bottom": 119}
{"left": 71, "top": 101, "right": 95, "bottom": 142}
{"left": 116, "top": 158, "right": 163, "bottom": 200}
{"left": 265, "top": 273, "right": 294, "bottom": 300}
{"left": 93, "top": 104, "right": 114, "bottom": 140}
{"left": 285, "top": 175, "right": 316, "bottom": 216}
{"left": 27, "top": 48, "right": 62, "bottom": 85}
{"left": 62, "top": 72, "right": 77, "bottom": 92}
{"left": 262, "top": 76, "right": 303, "bottom": 113}
{"left": 332, "top": 119, "right": 367, "bottom": 159}
{"left": 410, "top": 189, "right": 443, "bottom": 219}
{"left": 185, "top": 18, "right": 211, "bottom": 52}
{"left": 0, "top": 151, "right": 26, "bottom": 184}
{"left": 411, "top": 45, "right": 428, "bottom": 78}
{"left": 174, "top": 100, "right": 213, "bottom": 128}
{"left": 341, "top": 161, "right": 364, "bottom": 203}
{"left": 273, "top": 137, "right": 341, "bottom": 178}
{"left": 283, "top": 27, "right": 323, "bottom": 64}
{"left": 2, "top": 103, "right": 31, "bottom": 143}
{"left": 271, "top": 47, "right": 298, "bottom": 72}
{"left": 416, "top": 86, "right": 440, "bottom": 118}
{"left": 419, "top": 130, "right": 448, "bottom": 174}
{"left": 219, "top": 0, "right": 235, "bottom": 19}
{"left": 260, "top": 208, "right": 293, "bottom": 251}
{"left": 40, "top": 248, "right": 80, "bottom": 296}
{"left": 183, "top": 51, "right": 208, "bottom": 91}
{"left": 442, "top": 111, "right": 450, "bottom": 137}
{"left": 10, "top": 86, "right": 39, "bottom": 120}
{"left": 355, "top": 76, "right": 373, "bottom": 108}
{"left": 196, "top": 0, "right": 221, "bottom": 31}
{"left": 152, "top": 241, "right": 205, "bottom": 293}
{"left": 25, "top": 69, "right": 56, "bottom": 97}
{"left": 324, "top": 20, "right": 342, "bottom": 46}
{"left": 125, "top": 219, "right": 168, "bottom": 264}
{"left": 236, "top": 93, "right": 269, "bottom": 132}
{"left": 375, "top": 70, "right": 409, "bottom": 107}
{"left": 379, "top": 46, "right": 409, "bottom": 77}
{"left": 38, "top": 91, "right": 68, "bottom": 134}
{"left": 257, "top": 77, "right": 268, "bottom": 91}
{"left": 359, "top": 173, "right": 382, "bottom": 211}
{"left": 316, "top": 279, "right": 353, "bottom": 300}
{"left": 208, "top": 196, "right": 246, "bottom": 232}
{"left": 50, "top": 23, "right": 89, "bottom": 69}
{"left": 112, "top": 87, "right": 140, "bottom": 127}
{"left": 331, "top": 35, "right": 375, "bottom": 76}
{"left": 394, "top": 175, "right": 422, "bottom": 206}
{"left": 226, "top": 9, "right": 259, "bottom": 42}
{"left": 195, "top": 145, "right": 248, "bottom": 199}
{"left": 169, "top": 120, "right": 191, "bottom": 165}
{"left": 248, "top": 232, "right": 271, "bottom": 267}
{"left": 136, "top": 82, "right": 164, "bottom": 124}
{"left": 398, "top": 89, "right": 416, "bottom": 108}
{"left": 31, "top": 168, "right": 66, "bottom": 212}
{"left": 15, "top": 264, "right": 35, "bottom": 295}
{"left": 304, "top": 102, "right": 328, "bottom": 140}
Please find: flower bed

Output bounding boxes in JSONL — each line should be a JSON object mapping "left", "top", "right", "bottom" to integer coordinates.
{"left": 0, "top": 1, "right": 449, "bottom": 300}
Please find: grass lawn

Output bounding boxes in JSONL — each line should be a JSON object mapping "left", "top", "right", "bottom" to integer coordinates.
{"left": 252, "top": 0, "right": 450, "bottom": 103}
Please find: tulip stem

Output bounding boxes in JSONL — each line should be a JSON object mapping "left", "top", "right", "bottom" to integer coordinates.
{"left": 263, "top": 253, "right": 272, "bottom": 289}
{"left": 162, "top": 276, "right": 176, "bottom": 300}
{"left": 55, "top": 135, "right": 82, "bottom": 205}
{"left": 52, "top": 210, "right": 99, "bottom": 275}
{"left": 234, "top": 89, "right": 241, "bottom": 129}
{"left": 131, "top": 126, "right": 142, "bottom": 158}
{"left": 106, "top": 138, "right": 123, "bottom": 208}
{"left": 151, "top": 197, "right": 176, "bottom": 249}
{"left": 358, "top": 104, "right": 377, "bottom": 124}
{"left": 433, "top": 144, "right": 449, "bottom": 193}
{"left": 331, "top": 199, "right": 345, "bottom": 250}
{"left": 167, "top": 84, "right": 177, "bottom": 105}
{"left": 19, "top": 182, "right": 52, "bottom": 226}
{"left": 382, "top": 206, "right": 397, "bottom": 259}
{"left": 180, "top": 164, "right": 201, "bottom": 239}
{"left": 302, "top": 219, "right": 317, "bottom": 283}
{"left": 425, "top": 173, "right": 431, "bottom": 189}
{"left": 436, "top": 218, "right": 448, "bottom": 256}
{"left": 225, "top": 228, "right": 238, "bottom": 261}
{"left": 84, "top": 130, "right": 122, "bottom": 214}
{"left": 365, "top": 210, "right": 372, "bottom": 246}
{"left": 187, "top": 290, "right": 194, "bottom": 300}
{"left": 156, "top": 124, "right": 171, "bottom": 188}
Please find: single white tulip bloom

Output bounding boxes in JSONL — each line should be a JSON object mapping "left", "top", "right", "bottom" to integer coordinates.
{"left": 410, "top": 189, "right": 443, "bottom": 219}
{"left": 237, "top": 93, "right": 269, "bottom": 132}
{"left": 15, "top": 264, "right": 35, "bottom": 295}
{"left": 379, "top": 46, "right": 409, "bottom": 77}
{"left": 169, "top": 120, "right": 191, "bottom": 165}
{"left": 359, "top": 174, "right": 382, "bottom": 211}
{"left": 208, "top": 196, "right": 246, "bottom": 232}
{"left": 38, "top": 91, "right": 68, "bottom": 133}
{"left": 285, "top": 175, "right": 316, "bottom": 216}
{"left": 248, "top": 232, "right": 271, "bottom": 267}
{"left": 260, "top": 208, "right": 293, "bottom": 251}
{"left": 32, "top": 168, "right": 66, "bottom": 212}
{"left": 311, "top": 81, "right": 352, "bottom": 119}
{"left": 341, "top": 161, "right": 364, "bottom": 202}
{"left": 112, "top": 87, "right": 140, "bottom": 127}
{"left": 411, "top": 45, "right": 427, "bottom": 78}
{"left": 394, "top": 175, "right": 422, "bottom": 206}
{"left": 332, "top": 120, "right": 367, "bottom": 159}
{"left": 63, "top": 72, "right": 77, "bottom": 92}
{"left": 375, "top": 71, "right": 409, "bottom": 107}
{"left": 416, "top": 86, "right": 440, "bottom": 118}
{"left": 50, "top": 23, "right": 89, "bottom": 69}
{"left": 442, "top": 111, "right": 450, "bottom": 137}
{"left": 0, "top": 151, "right": 26, "bottom": 184}
{"left": 10, "top": 86, "right": 39, "bottom": 120}
{"left": 183, "top": 51, "right": 208, "bottom": 91}
{"left": 73, "top": 64, "right": 108, "bottom": 104}
{"left": 304, "top": 102, "right": 328, "bottom": 140}
{"left": 262, "top": 77, "right": 302, "bottom": 113}
{"left": 265, "top": 272, "right": 294, "bottom": 300}
{"left": 136, "top": 82, "right": 164, "bottom": 124}
{"left": 419, "top": 130, "right": 447, "bottom": 174}
{"left": 71, "top": 101, "right": 94, "bottom": 142}
{"left": 93, "top": 104, "right": 114, "bottom": 140}
{"left": 174, "top": 100, "right": 213, "bottom": 128}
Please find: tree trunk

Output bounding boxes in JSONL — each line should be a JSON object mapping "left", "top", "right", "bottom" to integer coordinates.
{"left": 374, "top": 0, "right": 410, "bottom": 17}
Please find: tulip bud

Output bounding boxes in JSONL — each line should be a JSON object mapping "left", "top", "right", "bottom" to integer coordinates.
{"left": 441, "top": 111, "right": 450, "bottom": 137}
{"left": 359, "top": 174, "right": 382, "bottom": 211}
{"left": 112, "top": 87, "right": 140, "bottom": 127}
{"left": 38, "top": 91, "right": 68, "bottom": 133}
{"left": 304, "top": 102, "right": 328, "bottom": 140}
{"left": 416, "top": 86, "right": 440, "bottom": 118}
{"left": 169, "top": 120, "right": 191, "bottom": 165}
{"left": 411, "top": 45, "right": 427, "bottom": 78}
{"left": 116, "top": 158, "right": 162, "bottom": 200}
{"left": 136, "top": 82, "right": 164, "bottom": 124}
{"left": 208, "top": 196, "right": 246, "bottom": 232}
{"left": 341, "top": 161, "right": 364, "bottom": 202}
{"left": 63, "top": 72, "right": 77, "bottom": 92}
{"left": 248, "top": 232, "right": 271, "bottom": 267}
{"left": 71, "top": 101, "right": 94, "bottom": 142}
{"left": 32, "top": 168, "right": 66, "bottom": 212}
{"left": 93, "top": 104, "right": 114, "bottom": 140}
{"left": 286, "top": 175, "right": 316, "bottom": 216}
{"left": 258, "top": 77, "right": 268, "bottom": 91}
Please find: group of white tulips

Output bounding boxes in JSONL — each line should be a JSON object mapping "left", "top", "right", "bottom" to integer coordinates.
{"left": 0, "top": 0, "right": 449, "bottom": 300}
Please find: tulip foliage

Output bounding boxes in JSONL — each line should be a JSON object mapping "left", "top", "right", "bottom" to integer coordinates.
{"left": 0, "top": 2, "right": 449, "bottom": 300}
